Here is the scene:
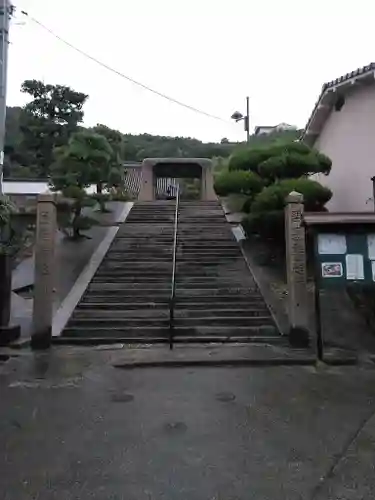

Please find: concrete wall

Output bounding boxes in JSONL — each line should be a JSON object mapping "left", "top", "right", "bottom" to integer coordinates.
{"left": 314, "top": 84, "right": 375, "bottom": 212}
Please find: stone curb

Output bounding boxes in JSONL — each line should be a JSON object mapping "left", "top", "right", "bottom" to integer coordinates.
{"left": 112, "top": 357, "right": 317, "bottom": 369}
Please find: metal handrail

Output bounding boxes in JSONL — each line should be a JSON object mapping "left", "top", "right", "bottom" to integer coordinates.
{"left": 169, "top": 184, "right": 180, "bottom": 349}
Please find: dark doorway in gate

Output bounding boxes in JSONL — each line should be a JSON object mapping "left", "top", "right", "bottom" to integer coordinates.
{"left": 153, "top": 162, "right": 202, "bottom": 200}
{"left": 138, "top": 158, "right": 216, "bottom": 202}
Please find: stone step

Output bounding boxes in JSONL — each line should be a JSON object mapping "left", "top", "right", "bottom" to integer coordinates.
{"left": 87, "top": 282, "right": 256, "bottom": 292}
{"left": 90, "top": 279, "right": 255, "bottom": 290}
{"left": 104, "top": 253, "right": 242, "bottom": 260}
{"left": 95, "top": 268, "right": 173, "bottom": 275}
{"left": 87, "top": 285, "right": 172, "bottom": 294}
{"left": 73, "top": 309, "right": 271, "bottom": 320}
{"left": 77, "top": 302, "right": 170, "bottom": 310}
{"left": 109, "top": 251, "right": 173, "bottom": 258}
{"left": 92, "top": 275, "right": 250, "bottom": 283}
{"left": 96, "top": 263, "right": 246, "bottom": 271}
{"left": 173, "top": 317, "right": 274, "bottom": 326}
{"left": 62, "top": 325, "right": 279, "bottom": 339}
{"left": 81, "top": 295, "right": 170, "bottom": 304}
{"left": 75, "top": 306, "right": 269, "bottom": 317}
{"left": 110, "top": 246, "right": 239, "bottom": 252}
{"left": 83, "top": 291, "right": 264, "bottom": 301}
{"left": 105, "top": 255, "right": 174, "bottom": 261}
{"left": 68, "top": 317, "right": 170, "bottom": 328}
{"left": 103, "top": 257, "right": 244, "bottom": 263}
{"left": 120, "top": 234, "right": 169, "bottom": 238}
{"left": 74, "top": 309, "right": 170, "bottom": 318}
{"left": 61, "top": 199, "right": 277, "bottom": 342}
{"left": 108, "top": 253, "right": 244, "bottom": 259}
{"left": 175, "top": 252, "right": 242, "bottom": 257}
{"left": 99, "top": 263, "right": 173, "bottom": 270}
{"left": 91, "top": 276, "right": 172, "bottom": 283}
{"left": 81, "top": 294, "right": 264, "bottom": 303}
{"left": 68, "top": 316, "right": 273, "bottom": 328}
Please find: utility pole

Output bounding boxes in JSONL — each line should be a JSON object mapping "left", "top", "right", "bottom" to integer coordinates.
{"left": 245, "top": 96, "right": 250, "bottom": 143}
{"left": 0, "top": 0, "right": 12, "bottom": 195}
{"left": 231, "top": 96, "right": 250, "bottom": 144}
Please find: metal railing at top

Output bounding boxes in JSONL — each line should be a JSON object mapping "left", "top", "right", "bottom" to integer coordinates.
{"left": 169, "top": 184, "right": 180, "bottom": 349}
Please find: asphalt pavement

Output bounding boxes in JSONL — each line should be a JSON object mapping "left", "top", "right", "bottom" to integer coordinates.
{"left": 1, "top": 346, "right": 375, "bottom": 499}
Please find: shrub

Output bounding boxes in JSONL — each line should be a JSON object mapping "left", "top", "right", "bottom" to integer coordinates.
{"left": 0, "top": 196, "right": 29, "bottom": 260}
{"left": 229, "top": 147, "right": 271, "bottom": 175}
{"left": 242, "top": 197, "right": 253, "bottom": 213}
{"left": 110, "top": 191, "right": 132, "bottom": 202}
{"left": 229, "top": 141, "right": 333, "bottom": 247}
{"left": 251, "top": 178, "right": 332, "bottom": 213}
{"left": 242, "top": 211, "right": 285, "bottom": 241}
{"left": 0, "top": 195, "right": 17, "bottom": 226}
{"left": 92, "top": 193, "right": 111, "bottom": 212}
{"left": 258, "top": 152, "right": 331, "bottom": 182}
{"left": 242, "top": 179, "right": 332, "bottom": 244}
{"left": 229, "top": 141, "right": 332, "bottom": 179}
{"left": 214, "top": 170, "right": 263, "bottom": 198}
{"left": 56, "top": 188, "right": 97, "bottom": 239}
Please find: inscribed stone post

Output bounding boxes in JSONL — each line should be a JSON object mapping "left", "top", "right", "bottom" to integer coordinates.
{"left": 138, "top": 161, "right": 154, "bottom": 201}
{"left": 201, "top": 162, "right": 216, "bottom": 201}
{"left": 31, "top": 193, "right": 57, "bottom": 349}
{"left": 285, "top": 191, "right": 309, "bottom": 346}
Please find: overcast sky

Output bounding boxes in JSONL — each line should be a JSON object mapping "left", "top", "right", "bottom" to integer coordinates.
{"left": 6, "top": 0, "right": 375, "bottom": 142}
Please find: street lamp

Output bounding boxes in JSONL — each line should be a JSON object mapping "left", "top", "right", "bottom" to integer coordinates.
{"left": 231, "top": 96, "right": 250, "bottom": 143}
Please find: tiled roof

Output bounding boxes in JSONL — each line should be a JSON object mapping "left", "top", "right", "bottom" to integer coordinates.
{"left": 302, "top": 62, "right": 375, "bottom": 143}
{"left": 322, "top": 62, "right": 375, "bottom": 91}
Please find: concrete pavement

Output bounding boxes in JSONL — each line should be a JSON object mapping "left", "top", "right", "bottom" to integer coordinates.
{"left": 1, "top": 346, "right": 375, "bottom": 499}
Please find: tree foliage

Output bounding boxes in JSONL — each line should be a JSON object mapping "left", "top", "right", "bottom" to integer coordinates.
{"left": 223, "top": 141, "right": 333, "bottom": 244}
{"left": 214, "top": 170, "right": 263, "bottom": 198}
{"left": 90, "top": 124, "right": 125, "bottom": 202}
{"left": 3, "top": 82, "right": 302, "bottom": 180}
{"left": 0, "top": 195, "right": 19, "bottom": 255}
{"left": 50, "top": 130, "right": 116, "bottom": 238}
{"left": 250, "top": 178, "right": 332, "bottom": 213}
{"left": 229, "top": 141, "right": 331, "bottom": 181}
{"left": 15, "top": 81, "right": 88, "bottom": 177}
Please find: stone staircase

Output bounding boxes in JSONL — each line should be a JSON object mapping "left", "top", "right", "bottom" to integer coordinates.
{"left": 61, "top": 201, "right": 281, "bottom": 343}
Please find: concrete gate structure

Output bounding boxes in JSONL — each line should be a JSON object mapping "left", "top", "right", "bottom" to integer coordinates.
{"left": 138, "top": 158, "right": 216, "bottom": 201}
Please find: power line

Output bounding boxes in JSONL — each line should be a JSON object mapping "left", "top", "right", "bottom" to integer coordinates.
{"left": 20, "top": 9, "right": 230, "bottom": 124}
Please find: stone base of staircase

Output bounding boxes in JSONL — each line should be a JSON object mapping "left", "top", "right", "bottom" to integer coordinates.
{"left": 105, "top": 343, "right": 317, "bottom": 368}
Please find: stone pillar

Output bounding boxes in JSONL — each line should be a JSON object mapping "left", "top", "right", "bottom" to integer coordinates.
{"left": 31, "top": 193, "right": 57, "bottom": 349}
{"left": 201, "top": 162, "right": 216, "bottom": 201}
{"left": 285, "top": 191, "right": 309, "bottom": 347}
{"left": 138, "top": 160, "right": 154, "bottom": 201}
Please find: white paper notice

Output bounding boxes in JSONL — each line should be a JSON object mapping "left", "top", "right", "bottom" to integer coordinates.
{"left": 372, "top": 261, "right": 375, "bottom": 282}
{"left": 367, "top": 234, "right": 375, "bottom": 260}
{"left": 318, "top": 234, "right": 347, "bottom": 255}
{"left": 346, "top": 254, "right": 364, "bottom": 280}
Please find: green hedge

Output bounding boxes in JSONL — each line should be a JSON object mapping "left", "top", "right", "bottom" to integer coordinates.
{"left": 242, "top": 178, "right": 332, "bottom": 243}
{"left": 251, "top": 178, "right": 332, "bottom": 213}
{"left": 214, "top": 170, "right": 263, "bottom": 198}
{"left": 228, "top": 141, "right": 331, "bottom": 179}
{"left": 242, "top": 210, "right": 285, "bottom": 241}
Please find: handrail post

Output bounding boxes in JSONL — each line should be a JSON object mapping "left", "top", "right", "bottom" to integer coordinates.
{"left": 169, "top": 184, "right": 180, "bottom": 349}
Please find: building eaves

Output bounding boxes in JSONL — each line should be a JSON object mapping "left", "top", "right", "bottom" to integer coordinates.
{"left": 302, "top": 62, "right": 375, "bottom": 145}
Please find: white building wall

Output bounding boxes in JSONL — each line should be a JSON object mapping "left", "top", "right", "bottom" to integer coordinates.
{"left": 314, "top": 84, "right": 375, "bottom": 212}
